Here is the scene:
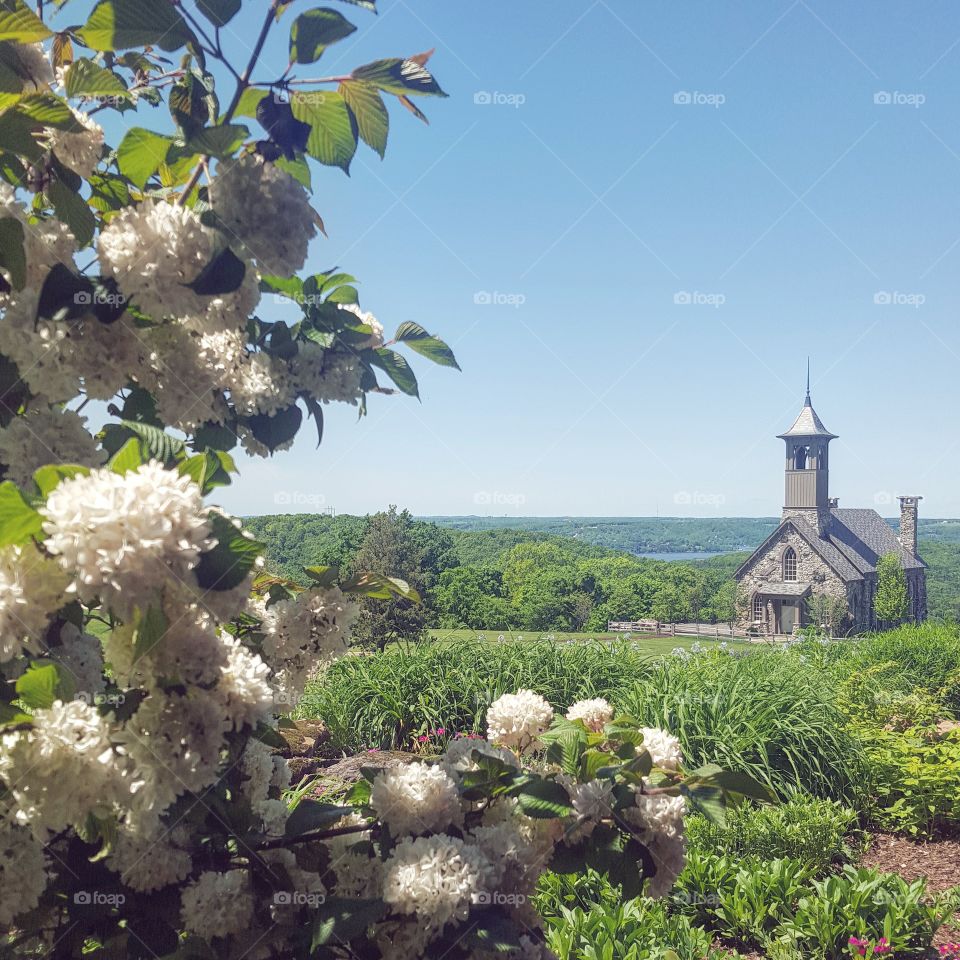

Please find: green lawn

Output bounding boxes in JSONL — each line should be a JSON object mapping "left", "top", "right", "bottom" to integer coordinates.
{"left": 427, "top": 628, "right": 755, "bottom": 657}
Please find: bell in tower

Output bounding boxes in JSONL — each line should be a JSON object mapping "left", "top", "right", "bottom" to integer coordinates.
{"left": 776, "top": 363, "right": 837, "bottom": 538}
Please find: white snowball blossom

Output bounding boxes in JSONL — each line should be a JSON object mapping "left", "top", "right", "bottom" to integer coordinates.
{"left": 180, "top": 870, "right": 254, "bottom": 939}
{"left": 565, "top": 697, "right": 614, "bottom": 733}
{"left": 41, "top": 105, "right": 104, "bottom": 179}
{"left": 370, "top": 762, "right": 463, "bottom": 837}
{"left": 486, "top": 689, "right": 554, "bottom": 751}
{"left": 382, "top": 835, "right": 497, "bottom": 930}
{"left": 210, "top": 154, "right": 318, "bottom": 276}
{"left": 40, "top": 461, "right": 214, "bottom": 616}
{"left": 0, "top": 544, "right": 70, "bottom": 662}
{"left": 0, "top": 405, "right": 103, "bottom": 488}
{"left": 640, "top": 726, "right": 683, "bottom": 771}
{"left": 0, "top": 820, "right": 47, "bottom": 925}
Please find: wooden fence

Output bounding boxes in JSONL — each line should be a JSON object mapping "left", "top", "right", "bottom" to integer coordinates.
{"left": 607, "top": 619, "right": 740, "bottom": 638}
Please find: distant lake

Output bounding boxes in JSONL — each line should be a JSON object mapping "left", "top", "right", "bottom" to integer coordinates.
{"left": 635, "top": 551, "right": 726, "bottom": 561}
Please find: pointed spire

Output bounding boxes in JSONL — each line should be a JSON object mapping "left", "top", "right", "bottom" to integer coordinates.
{"left": 805, "top": 357, "right": 811, "bottom": 405}
{"left": 777, "top": 361, "right": 837, "bottom": 439}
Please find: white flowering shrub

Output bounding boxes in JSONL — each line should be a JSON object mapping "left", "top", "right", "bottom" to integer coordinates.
{"left": 0, "top": 1, "right": 771, "bottom": 956}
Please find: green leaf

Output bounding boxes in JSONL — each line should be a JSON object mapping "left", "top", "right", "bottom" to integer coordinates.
{"left": 0, "top": 701, "right": 31, "bottom": 729}
{"left": 340, "top": 571, "right": 420, "bottom": 602}
{"left": 369, "top": 347, "right": 419, "bottom": 397}
{"left": 105, "top": 421, "right": 185, "bottom": 462}
{"left": 79, "top": 0, "right": 193, "bottom": 52}
{"left": 339, "top": 79, "right": 387, "bottom": 158}
{"left": 289, "top": 89, "right": 357, "bottom": 173}
{"left": 260, "top": 274, "right": 304, "bottom": 301}
{"left": 234, "top": 86, "right": 268, "bottom": 120}
{"left": 46, "top": 180, "right": 95, "bottom": 245}
{"left": 331, "top": 0, "right": 375, "bottom": 10}
{"left": 285, "top": 799, "right": 354, "bottom": 837}
{"left": 514, "top": 777, "right": 573, "bottom": 819}
{"left": 186, "top": 246, "right": 246, "bottom": 296}
{"left": 168, "top": 70, "right": 214, "bottom": 139}
{"left": 290, "top": 8, "right": 357, "bottom": 64}
{"left": 116, "top": 127, "right": 174, "bottom": 189}
{"left": 63, "top": 58, "right": 130, "bottom": 98}
{"left": 131, "top": 604, "right": 167, "bottom": 663}
{"left": 393, "top": 321, "right": 460, "bottom": 370}
{"left": 196, "top": 0, "right": 241, "bottom": 27}
{"left": 195, "top": 512, "right": 264, "bottom": 591}
{"left": 0, "top": 216, "right": 25, "bottom": 290}
{"left": 0, "top": 0, "right": 52, "bottom": 42}
{"left": 244, "top": 403, "right": 303, "bottom": 453}
{"left": 304, "top": 565, "right": 340, "bottom": 587}
{"left": 16, "top": 93, "right": 82, "bottom": 129}
{"left": 0, "top": 108, "right": 43, "bottom": 160}
{"left": 16, "top": 661, "right": 73, "bottom": 709}
{"left": 0, "top": 481, "right": 41, "bottom": 544}
{"left": 311, "top": 898, "right": 387, "bottom": 951}
{"left": 108, "top": 436, "right": 143, "bottom": 474}
{"left": 275, "top": 154, "right": 311, "bottom": 189}
{"left": 352, "top": 54, "right": 446, "bottom": 97}
{"left": 185, "top": 122, "right": 248, "bottom": 158}
{"left": 32, "top": 464, "right": 90, "bottom": 497}
{"left": 681, "top": 782, "right": 726, "bottom": 825}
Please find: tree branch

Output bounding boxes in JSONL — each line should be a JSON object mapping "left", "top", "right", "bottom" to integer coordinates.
{"left": 178, "top": 0, "right": 281, "bottom": 207}
{"left": 253, "top": 820, "right": 377, "bottom": 852}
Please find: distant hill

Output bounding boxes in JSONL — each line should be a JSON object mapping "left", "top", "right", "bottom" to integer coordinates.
{"left": 424, "top": 516, "right": 960, "bottom": 555}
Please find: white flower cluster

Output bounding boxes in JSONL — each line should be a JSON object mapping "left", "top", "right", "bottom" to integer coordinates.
{"left": 259, "top": 586, "right": 358, "bottom": 702}
{"left": 42, "top": 106, "right": 104, "bottom": 179}
{"left": 565, "top": 696, "right": 614, "bottom": 732}
{"left": 370, "top": 762, "right": 463, "bottom": 836}
{"left": 210, "top": 154, "right": 318, "bottom": 276}
{"left": 640, "top": 726, "right": 683, "bottom": 771}
{"left": 40, "top": 462, "right": 213, "bottom": 617}
{"left": 486, "top": 688, "right": 554, "bottom": 750}
{"left": 0, "top": 544, "right": 69, "bottom": 663}
{"left": 180, "top": 871, "right": 254, "bottom": 939}
{"left": 0, "top": 821, "right": 47, "bottom": 925}
{"left": 0, "top": 405, "right": 103, "bottom": 488}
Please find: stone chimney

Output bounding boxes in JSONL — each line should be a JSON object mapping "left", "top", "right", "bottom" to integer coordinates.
{"left": 898, "top": 496, "right": 922, "bottom": 556}
{"left": 828, "top": 497, "right": 839, "bottom": 508}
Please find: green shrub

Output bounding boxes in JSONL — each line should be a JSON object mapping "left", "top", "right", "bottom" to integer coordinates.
{"left": 540, "top": 895, "right": 739, "bottom": 960}
{"left": 777, "top": 865, "right": 959, "bottom": 959}
{"left": 844, "top": 622, "right": 960, "bottom": 712}
{"left": 856, "top": 723, "right": 960, "bottom": 836}
{"left": 686, "top": 795, "right": 858, "bottom": 870}
{"left": 617, "top": 650, "right": 868, "bottom": 806}
{"left": 299, "top": 639, "right": 654, "bottom": 750}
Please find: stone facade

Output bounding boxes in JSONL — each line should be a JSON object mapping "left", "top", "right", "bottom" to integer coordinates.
{"left": 734, "top": 389, "right": 927, "bottom": 636}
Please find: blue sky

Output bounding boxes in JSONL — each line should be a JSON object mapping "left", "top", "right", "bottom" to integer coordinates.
{"left": 87, "top": 1, "right": 960, "bottom": 517}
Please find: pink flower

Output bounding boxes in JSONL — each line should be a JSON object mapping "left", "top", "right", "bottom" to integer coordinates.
{"left": 436, "top": 728, "right": 446, "bottom": 736}
{"left": 417, "top": 735, "right": 428, "bottom": 743}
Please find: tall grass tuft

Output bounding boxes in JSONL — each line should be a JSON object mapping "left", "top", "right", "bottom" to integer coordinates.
{"left": 617, "top": 650, "right": 868, "bottom": 806}
{"left": 299, "top": 638, "right": 655, "bottom": 752}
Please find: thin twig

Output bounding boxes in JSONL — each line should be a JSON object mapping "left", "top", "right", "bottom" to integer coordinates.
{"left": 178, "top": 0, "right": 281, "bottom": 207}
{"left": 253, "top": 821, "right": 377, "bottom": 852}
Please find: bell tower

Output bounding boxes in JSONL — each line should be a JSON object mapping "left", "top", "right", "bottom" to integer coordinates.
{"left": 777, "top": 363, "right": 837, "bottom": 538}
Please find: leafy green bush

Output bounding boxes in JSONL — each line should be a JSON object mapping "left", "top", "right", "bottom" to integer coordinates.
{"left": 299, "top": 639, "right": 654, "bottom": 750}
{"left": 856, "top": 723, "right": 960, "bottom": 836}
{"left": 843, "top": 622, "right": 960, "bottom": 712}
{"left": 540, "top": 894, "right": 738, "bottom": 960}
{"left": 778, "top": 865, "right": 960, "bottom": 959}
{"left": 686, "top": 794, "right": 858, "bottom": 870}
{"left": 617, "top": 650, "right": 868, "bottom": 806}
